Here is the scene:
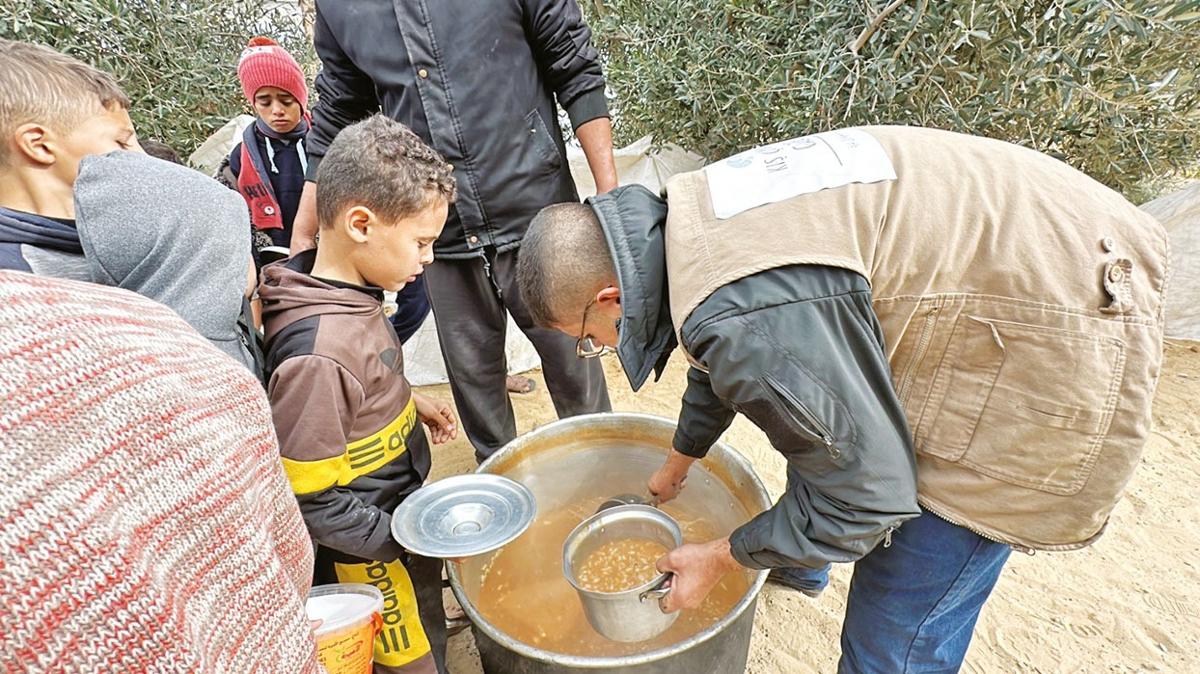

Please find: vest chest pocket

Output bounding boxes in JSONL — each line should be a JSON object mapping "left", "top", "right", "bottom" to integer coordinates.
{"left": 917, "top": 315, "right": 1125, "bottom": 496}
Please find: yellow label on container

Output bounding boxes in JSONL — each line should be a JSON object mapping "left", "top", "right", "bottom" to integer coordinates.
{"left": 315, "top": 618, "right": 378, "bottom": 674}
{"left": 334, "top": 559, "right": 431, "bottom": 668}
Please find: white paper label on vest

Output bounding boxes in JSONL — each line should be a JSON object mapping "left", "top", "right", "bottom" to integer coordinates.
{"left": 705, "top": 129, "right": 897, "bottom": 219}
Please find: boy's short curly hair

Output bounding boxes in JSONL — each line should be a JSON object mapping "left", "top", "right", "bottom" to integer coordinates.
{"left": 316, "top": 115, "right": 457, "bottom": 227}
{"left": 0, "top": 39, "right": 130, "bottom": 168}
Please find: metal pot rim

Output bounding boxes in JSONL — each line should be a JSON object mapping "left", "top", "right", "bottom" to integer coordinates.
{"left": 447, "top": 412, "right": 771, "bottom": 668}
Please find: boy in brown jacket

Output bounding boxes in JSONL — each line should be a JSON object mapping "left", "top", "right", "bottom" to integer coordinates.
{"left": 260, "top": 115, "right": 458, "bottom": 674}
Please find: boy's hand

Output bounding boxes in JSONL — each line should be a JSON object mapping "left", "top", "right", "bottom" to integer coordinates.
{"left": 414, "top": 392, "right": 457, "bottom": 444}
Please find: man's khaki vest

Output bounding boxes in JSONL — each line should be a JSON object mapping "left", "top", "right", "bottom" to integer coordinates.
{"left": 664, "top": 126, "right": 1168, "bottom": 550}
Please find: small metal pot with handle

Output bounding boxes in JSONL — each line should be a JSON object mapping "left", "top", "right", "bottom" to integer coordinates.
{"left": 562, "top": 504, "right": 682, "bottom": 643}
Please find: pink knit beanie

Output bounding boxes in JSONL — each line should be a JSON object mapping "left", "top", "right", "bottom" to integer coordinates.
{"left": 237, "top": 37, "right": 308, "bottom": 112}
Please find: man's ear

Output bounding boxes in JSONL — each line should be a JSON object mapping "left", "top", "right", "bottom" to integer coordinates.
{"left": 11, "top": 123, "right": 56, "bottom": 167}
{"left": 596, "top": 285, "right": 622, "bottom": 312}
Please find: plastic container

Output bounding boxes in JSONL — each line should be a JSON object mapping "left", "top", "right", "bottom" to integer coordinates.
{"left": 306, "top": 583, "right": 384, "bottom": 674}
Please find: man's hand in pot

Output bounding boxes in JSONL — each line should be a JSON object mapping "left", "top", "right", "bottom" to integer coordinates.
{"left": 648, "top": 449, "right": 696, "bottom": 505}
{"left": 655, "top": 537, "right": 743, "bottom": 612}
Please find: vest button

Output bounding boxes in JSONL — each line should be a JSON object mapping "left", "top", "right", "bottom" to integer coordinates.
{"left": 468, "top": 235, "right": 479, "bottom": 244}
{"left": 418, "top": 68, "right": 429, "bottom": 79}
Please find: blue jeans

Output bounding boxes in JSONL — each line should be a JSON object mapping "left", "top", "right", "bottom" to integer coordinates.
{"left": 777, "top": 508, "right": 1011, "bottom": 673}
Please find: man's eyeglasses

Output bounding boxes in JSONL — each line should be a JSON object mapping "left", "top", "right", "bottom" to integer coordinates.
{"left": 576, "top": 298, "right": 613, "bottom": 359}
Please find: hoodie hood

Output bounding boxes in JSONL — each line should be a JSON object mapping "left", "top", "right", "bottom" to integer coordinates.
{"left": 74, "top": 151, "right": 252, "bottom": 366}
{"left": 259, "top": 249, "right": 383, "bottom": 343}
{"left": 586, "top": 184, "right": 676, "bottom": 391}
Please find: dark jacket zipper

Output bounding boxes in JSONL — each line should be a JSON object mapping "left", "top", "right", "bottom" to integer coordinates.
{"left": 762, "top": 374, "right": 842, "bottom": 462}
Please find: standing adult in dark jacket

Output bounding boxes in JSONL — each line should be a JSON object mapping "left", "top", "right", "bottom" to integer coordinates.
{"left": 293, "top": 0, "right": 616, "bottom": 461}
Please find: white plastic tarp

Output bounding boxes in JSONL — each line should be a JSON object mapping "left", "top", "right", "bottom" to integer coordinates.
{"left": 189, "top": 115, "right": 255, "bottom": 175}
{"left": 569, "top": 135, "right": 705, "bottom": 199}
{"left": 1141, "top": 181, "right": 1200, "bottom": 340}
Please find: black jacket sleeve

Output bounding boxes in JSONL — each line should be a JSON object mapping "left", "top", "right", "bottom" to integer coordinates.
{"left": 521, "top": 0, "right": 609, "bottom": 129}
{"left": 673, "top": 366, "right": 737, "bottom": 458}
{"left": 296, "top": 489, "right": 404, "bottom": 562}
{"left": 305, "top": 3, "right": 381, "bottom": 180}
{"left": 683, "top": 268, "right": 921, "bottom": 571}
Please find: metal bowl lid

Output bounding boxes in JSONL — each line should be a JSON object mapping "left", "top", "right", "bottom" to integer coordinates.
{"left": 391, "top": 474, "right": 536, "bottom": 558}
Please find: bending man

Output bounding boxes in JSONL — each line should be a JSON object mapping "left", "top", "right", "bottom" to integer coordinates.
{"left": 515, "top": 126, "right": 1166, "bottom": 672}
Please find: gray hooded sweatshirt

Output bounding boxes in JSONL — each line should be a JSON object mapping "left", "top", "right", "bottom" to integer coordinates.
{"left": 74, "top": 151, "right": 257, "bottom": 373}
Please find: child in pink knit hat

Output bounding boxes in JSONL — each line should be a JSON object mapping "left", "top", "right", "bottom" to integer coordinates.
{"left": 229, "top": 37, "right": 310, "bottom": 262}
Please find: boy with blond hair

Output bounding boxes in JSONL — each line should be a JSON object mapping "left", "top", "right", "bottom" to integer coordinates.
{"left": 0, "top": 38, "right": 137, "bottom": 277}
{"left": 260, "top": 114, "right": 459, "bottom": 674}
{"left": 0, "top": 38, "right": 263, "bottom": 377}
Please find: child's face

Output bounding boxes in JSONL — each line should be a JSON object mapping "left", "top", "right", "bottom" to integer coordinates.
{"left": 24, "top": 104, "right": 139, "bottom": 186}
{"left": 358, "top": 196, "right": 448, "bottom": 292}
{"left": 254, "top": 86, "right": 302, "bottom": 133}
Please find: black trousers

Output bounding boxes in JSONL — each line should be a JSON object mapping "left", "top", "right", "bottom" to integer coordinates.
{"left": 423, "top": 246, "right": 611, "bottom": 462}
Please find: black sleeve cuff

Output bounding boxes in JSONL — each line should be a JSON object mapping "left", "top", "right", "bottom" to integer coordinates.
{"left": 671, "top": 428, "right": 713, "bottom": 459}
{"left": 728, "top": 524, "right": 770, "bottom": 570}
{"left": 564, "top": 87, "right": 610, "bottom": 130}
{"left": 364, "top": 513, "right": 405, "bottom": 561}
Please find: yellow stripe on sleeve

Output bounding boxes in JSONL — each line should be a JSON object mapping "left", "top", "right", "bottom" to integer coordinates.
{"left": 282, "top": 398, "right": 419, "bottom": 495}
{"left": 281, "top": 453, "right": 349, "bottom": 495}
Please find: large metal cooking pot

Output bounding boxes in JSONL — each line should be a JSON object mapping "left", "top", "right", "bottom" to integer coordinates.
{"left": 447, "top": 413, "right": 770, "bottom": 673}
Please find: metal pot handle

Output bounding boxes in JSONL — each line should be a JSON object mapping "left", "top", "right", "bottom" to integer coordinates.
{"left": 639, "top": 573, "right": 674, "bottom": 613}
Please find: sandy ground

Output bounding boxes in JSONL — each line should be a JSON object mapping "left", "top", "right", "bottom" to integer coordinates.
{"left": 418, "top": 340, "right": 1200, "bottom": 673}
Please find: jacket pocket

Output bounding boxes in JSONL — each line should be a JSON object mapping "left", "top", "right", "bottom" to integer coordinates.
{"left": 524, "top": 108, "right": 563, "bottom": 169}
{"left": 755, "top": 371, "right": 855, "bottom": 469}
{"left": 918, "top": 314, "right": 1125, "bottom": 496}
